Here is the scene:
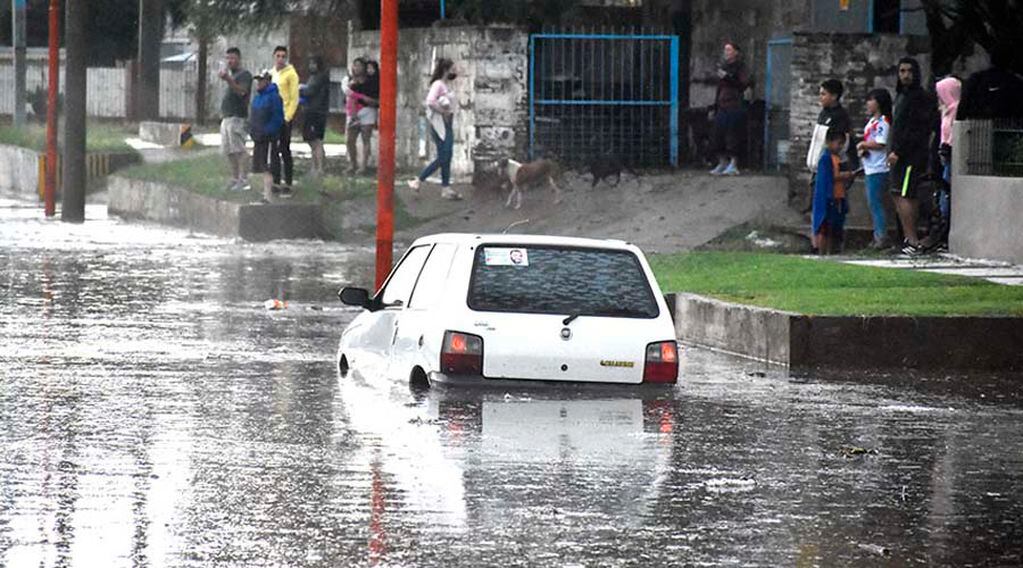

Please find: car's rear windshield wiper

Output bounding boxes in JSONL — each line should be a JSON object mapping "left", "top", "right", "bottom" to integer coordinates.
{"left": 563, "top": 313, "right": 581, "bottom": 326}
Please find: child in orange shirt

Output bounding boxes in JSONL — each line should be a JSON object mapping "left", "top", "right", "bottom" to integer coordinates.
{"left": 812, "top": 128, "right": 857, "bottom": 254}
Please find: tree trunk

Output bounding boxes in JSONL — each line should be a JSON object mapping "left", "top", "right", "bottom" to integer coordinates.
{"left": 138, "top": 0, "right": 163, "bottom": 121}
{"left": 195, "top": 35, "right": 208, "bottom": 125}
{"left": 62, "top": 0, "right": 87, "bottom": 223}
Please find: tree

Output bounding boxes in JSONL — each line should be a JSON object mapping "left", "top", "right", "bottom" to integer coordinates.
{"left": 919, "top": 0, "right": 1023, "bottom": 76}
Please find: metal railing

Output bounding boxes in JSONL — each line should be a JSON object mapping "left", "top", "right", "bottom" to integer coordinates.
{"left": 964, "top": 118, "right": 1023, "bottom": 178}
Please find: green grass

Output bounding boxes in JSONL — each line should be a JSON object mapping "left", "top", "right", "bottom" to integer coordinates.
{"left": 649, "top": 252, "right": 1023, "bottom": 317}
{"left": 0, "top": 121, "right": 135, "bottom": 153}
{"left": 323, "top": 129, "right": 346, "bottom": 145}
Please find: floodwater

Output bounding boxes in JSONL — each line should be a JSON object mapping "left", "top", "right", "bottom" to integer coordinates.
{"left": 1, "top": 199, "right": 1021, "bottom": 567}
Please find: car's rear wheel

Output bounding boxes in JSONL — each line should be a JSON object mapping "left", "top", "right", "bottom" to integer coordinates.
{"left": 409, "top": 366, "right": 429, "bottom": 390}
{"left": 338, "top": 355, "right": 350, "bottom": 378}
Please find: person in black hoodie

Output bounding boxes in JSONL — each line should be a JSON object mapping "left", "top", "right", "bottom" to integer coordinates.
{"left": 886, "top": 57, "right": 938, "bottom": 254}
{"left": 300, "top": 55, "right": 331, "bottom": 179}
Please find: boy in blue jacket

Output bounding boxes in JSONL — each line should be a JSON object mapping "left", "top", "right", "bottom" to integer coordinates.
{"left": 812, "top": 128, "right": 857, "bottom": 254}
{"left": 249, "top": 70, "right": 285, "bottom": 202}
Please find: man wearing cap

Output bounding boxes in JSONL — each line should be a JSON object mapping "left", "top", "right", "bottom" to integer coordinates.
{"left": 249, "top": 70, "right": 285, "bottom": 203}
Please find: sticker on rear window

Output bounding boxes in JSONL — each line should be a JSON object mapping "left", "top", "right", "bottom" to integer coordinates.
{"left": 483, "top": 247, "right": 529, "bottom": 267}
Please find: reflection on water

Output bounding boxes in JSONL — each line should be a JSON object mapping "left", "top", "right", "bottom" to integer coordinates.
{"left": 1, "top": 200, "right": 1022, "bottom": 567}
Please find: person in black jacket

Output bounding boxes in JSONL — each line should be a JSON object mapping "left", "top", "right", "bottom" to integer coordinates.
{"left": 886, "top": 57, "right": 938, "bottom": 254}
{"left": 301, "top": 55, "right": 331, "bottom": 179}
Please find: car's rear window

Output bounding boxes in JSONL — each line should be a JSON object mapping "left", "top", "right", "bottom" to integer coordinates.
{"left": 467, "top": 245, "right": 659, "bottom": 318}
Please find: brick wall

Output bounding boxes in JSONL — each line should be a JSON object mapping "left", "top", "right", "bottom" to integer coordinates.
{"left": 349, "top": 25, "right": 528, "bottom": 181}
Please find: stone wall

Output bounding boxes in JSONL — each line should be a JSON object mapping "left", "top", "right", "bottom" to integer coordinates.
{"left": 787, "top": 32, "right": 931, "bottom": 222}
{"left": 349, "top": 25, "right": 529, "bottom": 182}
{"left": 688, "top": 0, "right": 811, "bottom": 108}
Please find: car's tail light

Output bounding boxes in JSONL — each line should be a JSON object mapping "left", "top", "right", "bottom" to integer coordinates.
{"left": 441, "top": 331, "right": 483, "bottom": 375}
{"left": 643, "top": 341, "right": 679, "bottom": 383}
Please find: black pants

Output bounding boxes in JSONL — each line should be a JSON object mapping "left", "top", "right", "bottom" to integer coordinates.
{"left": 271, "top": 120, "right": 293, "bottom": 186}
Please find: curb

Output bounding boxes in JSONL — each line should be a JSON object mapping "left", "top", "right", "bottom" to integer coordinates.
{"left": 108, "top": 175, "right": 324, "bottom": 241}
{"left": 670, "top": 292, "right": 1023, "bottom": 372}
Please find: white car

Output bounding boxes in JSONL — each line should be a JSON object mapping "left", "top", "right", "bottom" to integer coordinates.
{"left": 337, "top": 233, "right": 679, "bottom": 386}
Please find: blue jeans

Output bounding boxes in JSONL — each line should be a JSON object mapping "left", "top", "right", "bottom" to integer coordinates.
{"left": 418, "top": 117, "right": 453, "bottom": 187}
{"left": 865, "top": 172, "right": 889, "bottom": 241}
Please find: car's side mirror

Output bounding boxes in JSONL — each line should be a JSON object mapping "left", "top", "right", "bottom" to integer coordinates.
{"left": 338, "top": 287, "right": 374, "bottom": 310}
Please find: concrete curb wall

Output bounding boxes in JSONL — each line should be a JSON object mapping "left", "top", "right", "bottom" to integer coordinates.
{"left": 0, "top": 144, "right": 142, "bottom": 200}
{"left": 108, "top": 175, "right": 323, "bottom": 241}
{"left": 0, "top": 144, "right": 43, "bottom": 199}
{"left": 673, "top": 293, "right": 1023, "bottom": 372}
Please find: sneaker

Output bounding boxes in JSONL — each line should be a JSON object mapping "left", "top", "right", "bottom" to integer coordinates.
{"left": 224, "top": 179, "right": 238, "bottom": 191}
{"left": 278, "top": 185, "right": 293, "bottom": 199}
{"left": 407, "top": 178, "right": 421, "bottom": 193}
{"left": 441, "top": 187, "right": 463, "bottom": 201}
{"left": 900, "top": 240, "right": 922, "bottom": 256}
{"left": 271, "top": 184, "right": 282, "bottom": 196}
{"left": 709, "top": 162, "right": 726, "bottom": 176}
{"left": 722, "top": 162, "right": 741, "bottom": 176}
{"left": 230, "top": 179, "right": 250, "bottom": 192}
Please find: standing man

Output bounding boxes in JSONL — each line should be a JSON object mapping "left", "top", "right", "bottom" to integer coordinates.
{"left": 271, "top": 45, "right": 299, "bottom": 197}
{"left": 218, "top": 47, "right": 252, "bottom": 192}
{"left": 300, "top": 55, "right": 330, "bottom": 179}
{"left": 887, "top": 57, "right": 938, "bottom": 254}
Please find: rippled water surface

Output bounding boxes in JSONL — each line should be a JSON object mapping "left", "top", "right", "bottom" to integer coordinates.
{"left": 1, "top": 200, "right": 1021, "bottom": 567}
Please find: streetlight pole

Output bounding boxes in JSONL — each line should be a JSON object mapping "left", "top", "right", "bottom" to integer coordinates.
{"left": 375, "top": 0, "right": 398, "bottom": 289}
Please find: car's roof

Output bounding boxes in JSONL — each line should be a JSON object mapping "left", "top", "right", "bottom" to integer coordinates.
{"left": 410, "top": 233, "right": 636, "bottom": 250}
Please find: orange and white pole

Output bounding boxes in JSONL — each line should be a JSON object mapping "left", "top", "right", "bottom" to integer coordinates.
{"left": 375, "top": 0, "right": 398, "bottom": 289}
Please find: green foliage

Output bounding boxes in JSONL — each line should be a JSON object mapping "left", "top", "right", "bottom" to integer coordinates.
{"left": 649, "top": 252, "right": 1023, "bottom": 316}
{"left": 446, "top": 0, "right": 580, "bottom": 26}
{"left": 920, "top": 0, "right": 1023, "bottom": 76}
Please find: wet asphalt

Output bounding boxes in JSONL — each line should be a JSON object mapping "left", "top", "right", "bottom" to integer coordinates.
{"left": 1, "top": 199, "right": 1022, "bottom": 567}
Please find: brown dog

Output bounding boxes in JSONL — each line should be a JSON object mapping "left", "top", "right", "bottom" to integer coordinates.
{"left": 498, "top": 158, "right": 562, "bottom": 209}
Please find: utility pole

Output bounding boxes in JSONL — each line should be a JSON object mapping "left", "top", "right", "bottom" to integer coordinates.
{"left": 375, "top": 0, "right": 398, "bottom": 289}
{"left": 44, "top": 0, "right": 59, "bottom": 217}
{"left": 61, "top": 0, "right": 86, "bottom": 223}
{"left": 12, "top": 0, "right": 27, "bottom": 127}
{"left": 137, "top": 0, "right": 163, "bottom": 121}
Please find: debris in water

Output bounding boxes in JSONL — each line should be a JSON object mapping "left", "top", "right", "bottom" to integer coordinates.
{"left": 264, "top": 299, "right": 287, "bottom": 310}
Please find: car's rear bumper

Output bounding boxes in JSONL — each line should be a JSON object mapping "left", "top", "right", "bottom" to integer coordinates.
{"left": 428, "top": 371, "right": 676, "bottom": 388}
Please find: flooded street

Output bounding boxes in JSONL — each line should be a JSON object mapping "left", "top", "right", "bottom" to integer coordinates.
{"left": 2, "top": 199, "right": 1022, "bottom": 567}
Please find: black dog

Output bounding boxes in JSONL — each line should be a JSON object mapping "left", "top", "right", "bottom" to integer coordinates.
{"left": 587, "top": 151, "right": 635, "bottom": 188}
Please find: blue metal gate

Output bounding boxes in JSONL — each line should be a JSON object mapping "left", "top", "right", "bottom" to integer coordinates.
{"left": 529, "top": 31, "right": 679, "bottom": 168}
{"left": 764, "top": 38, "right": 793, "bottom": 171}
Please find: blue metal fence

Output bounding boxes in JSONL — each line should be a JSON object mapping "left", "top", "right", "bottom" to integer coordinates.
{"left": 529, "top": 31, "right": 679, "bottom": 168}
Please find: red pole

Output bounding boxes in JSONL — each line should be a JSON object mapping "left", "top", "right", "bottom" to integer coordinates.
{"left": 44, "top": 0, "right": 60, "bottom": 217}
{"left": 375, "top": 0, "right": 398, "bottom": 290}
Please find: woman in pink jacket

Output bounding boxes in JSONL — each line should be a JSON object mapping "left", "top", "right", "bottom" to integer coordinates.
{"left": 407, "top": 58, "right": 462, "bottom": 200}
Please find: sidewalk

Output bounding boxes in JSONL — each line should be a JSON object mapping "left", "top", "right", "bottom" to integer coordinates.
{"left": 125, "top": 133, "right": 347, "bottom": 161}
{"left": 838, "top": 256, "right": 1023, "bottom": 287}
